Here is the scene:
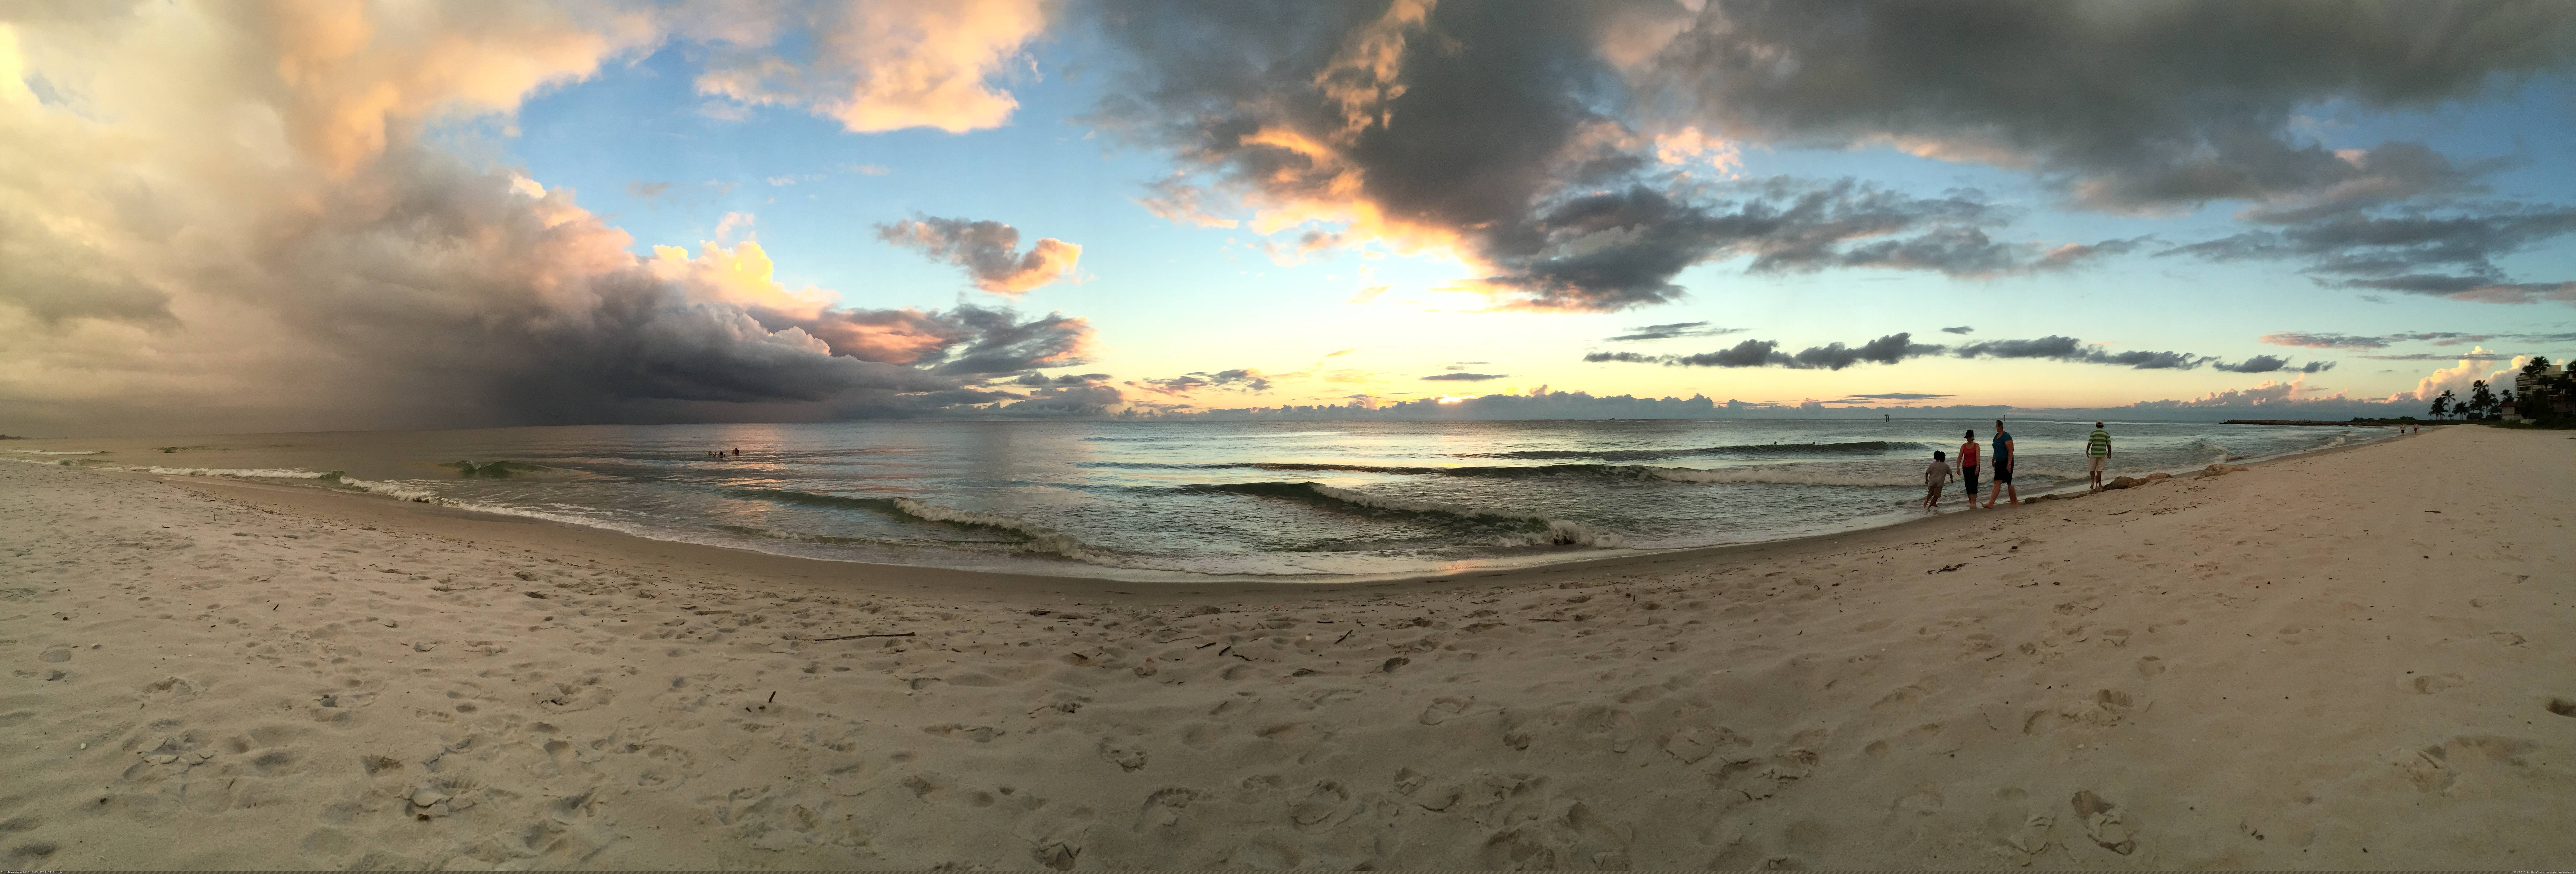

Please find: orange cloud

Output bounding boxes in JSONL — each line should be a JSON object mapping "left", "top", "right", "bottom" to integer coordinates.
{"left": 253, "top": 0, "right": 656, "bottom": 176}
{"left": 693, "top": 0, "right": 1047, "bottom": 134}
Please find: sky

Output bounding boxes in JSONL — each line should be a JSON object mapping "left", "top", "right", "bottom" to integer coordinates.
{"left": 4, "top": 0, "right": 2575, "bottom": 435}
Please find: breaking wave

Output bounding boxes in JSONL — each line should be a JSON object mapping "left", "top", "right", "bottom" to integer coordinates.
{"left": 131, "top": 466, "right": 342, "bottom": 480}
{"left": 1458, "top": 440, "right": 1930, "bottom": 462}
{"left": 340, "top": 478, "right": 440, "bottom": 502}
{"left": 732, "top": 488, "right": 1105, "bottom": 562}
{"left": 9, "top": 449, "right": 108, "bottom": 455}
{"left": 106, "top": 463, "right": 454, "bottom": 502}
{"left": 1175, "top": 481, "right": 1624, "bottom": 548}
{"left": 443, "top": 460, "right": 554, "bottom": 478}
{"left": 715, "top": 525, "right": 900, "bottom": 548}
{"left": 1110, "top": 459, "right": 1950, "bottom": 488}
{"left": 1094, "top": 459, "right": 1911, "bottom": 482}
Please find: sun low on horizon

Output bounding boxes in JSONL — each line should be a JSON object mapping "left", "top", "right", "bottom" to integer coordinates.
{"left": 4, "top": 0, "right": 2575, "bottom": 436}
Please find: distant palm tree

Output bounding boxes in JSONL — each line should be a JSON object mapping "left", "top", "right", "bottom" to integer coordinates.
{"left": 2434, "top": 389, "right": 2457, "bottom": 420}
{"left": 2469, "top": 380, "right": 2495, "bottom": 420}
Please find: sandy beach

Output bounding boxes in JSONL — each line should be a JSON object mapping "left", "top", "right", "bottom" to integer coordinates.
{"left": 1, "top": 425, "right": 2569, "bottom": 868}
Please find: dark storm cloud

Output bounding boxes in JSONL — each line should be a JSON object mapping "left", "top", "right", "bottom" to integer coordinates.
{"left": 1422, "top": 372, "right": 1508, "bottom": 382}
{"left": 916, "top": 307, "right": 1097, "bottom": 377}
{"left": 2212, "top": 355, "right": 2336, "bottom": 374}
{"left": 1830, "top": 226, "right": 2149, "bottom": 275}
{"left": 1474, "top": 180, "right": 2137, "bottom": 310}
{"left": 1950, "top": 335, "right": 2213, "bottom": 369}
{"left": 1087, "top": 2, "right": 2147, "bottom": 313}
{"left": 1133, "top": 368, "right": 1276, "bottom": 393}
{"left": 1585, "top": 333, "right": 1941, "bottom": 369}
{"left": 1606, "top": 321, "right": 1745, "bottom": 342}
{"left": 1015, "top": 372, "right": 1112, "bottom": 387}
{"left": 765, "top": 303, "right": 1093, "bottom": 378}
{"left": 992, "top": 383, "right": 1128, "bottom": 417}
{"left": 1204, "top": 369, "right": 1275, "bottom": 391}
{"left": 1782, "top": 333, "right": 1947, "bottom": 370}
{"left": 1675, "top": 339, "right": 1779, "bottom": 367}
{"left": 189, "top": 151, "right": 1117, "bottom": 424}
{"left": 1643, "top": 1, "right": 2576, "bottom": 212}
{"left": 1592, "top": 331, "right": 2234, "bottom": 372}
{"left": 2161, "top": 204, "right": 2576, "bottom": 301}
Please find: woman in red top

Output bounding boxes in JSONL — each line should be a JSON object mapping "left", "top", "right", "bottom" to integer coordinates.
{"left": 1956, "top": 429, "right": 1980, "bottom": 509}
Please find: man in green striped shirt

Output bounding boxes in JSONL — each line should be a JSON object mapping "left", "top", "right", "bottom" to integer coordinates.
{"left": 2086, "top": 422, "right": 2113, "bottom": 491}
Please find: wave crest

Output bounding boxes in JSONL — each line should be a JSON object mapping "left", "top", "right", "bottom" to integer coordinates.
{"left": 733, "top": 489, "right": 1106, "bottom": 562}
{"left": 1462, "top": 440, "right": 1929, "bottom": 462}
{"left": 134, "top": 466, "right": 340, "bottom": 480}
{"left": 1179, "top": 481, "right": 1624, "bottom": 548}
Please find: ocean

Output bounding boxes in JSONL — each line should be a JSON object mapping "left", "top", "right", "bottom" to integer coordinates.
{"left": 9, "top": 418, "right": 2384, "bottom": 581}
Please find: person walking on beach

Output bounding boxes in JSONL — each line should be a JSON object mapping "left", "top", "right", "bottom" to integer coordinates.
{"left": 1983, "top": 419, "right": 2018, "bottom": 508}
{"left": 1957, "top": 429, "right": 1981, "bottom": 510}
{"left": 1922, "top": 450, "right": 1953, "bottom": 511}
{"left": 2086, "top": 421, "right": 2113, "bottom": 491}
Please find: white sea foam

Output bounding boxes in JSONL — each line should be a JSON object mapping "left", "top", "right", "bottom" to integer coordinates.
{"left": 9, "top": 449, "right": 107, "bottom": 455}
{"left": 133, "top": 466, "right": 338, "bottom": 479}
{"left": 340, "top": 478, "right": 440, "bottom": 502}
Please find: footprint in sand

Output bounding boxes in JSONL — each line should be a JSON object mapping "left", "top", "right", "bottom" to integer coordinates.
{"left": 1287, "top": 780, "right": 1359, "bottom": 831}
{"left": 2549, "top": 698, "right": 2576, "bottom": 718}
{"left": 2070, "top": 790, "right": 2137, "bottom": 855}
{"left": 2411, "top": 673, "right": 2466, "bottom": 694}
{"left": 1983, "top": 812, "right": 2055, "bottom": 867}
{"left": 921, "top": 723, "right": 1001, "bottom": 743}
{"left": 2134, "top": 656, "right": 2164, "bottom": 677}
{"left": 1097, "top": 737, "right": 1148, "bottom": 772}
{"left": 1418, "top": 696, "right": 1472, "bottom": 726}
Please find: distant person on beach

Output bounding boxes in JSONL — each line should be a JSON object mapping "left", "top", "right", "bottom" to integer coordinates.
{"left": 733, "top": 447, "right": 741, "bottom": 456}
{"left": 2086, "top": 421, "right": 2113, "bottom": 490}
{"left": 1922, "top": 450, "right": 1952, "bottom": 510}
{"left": 1958, "top": 429, "right": 1980, "bottom": 510}
{"left": 1983, "top": 420, "right": 2018, "bottom": 508}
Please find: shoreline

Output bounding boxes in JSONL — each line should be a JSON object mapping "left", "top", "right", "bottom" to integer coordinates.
{"left": 3, "top": 425, "right": 2568, "bottom": 867}
{"left": 57, "top": 424, "right": 2402, "bottom": 595}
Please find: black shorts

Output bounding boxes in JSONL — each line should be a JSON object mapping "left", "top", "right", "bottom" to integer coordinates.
{"left": 1962, "top": 468, "right": 1980, "bottom": 491}
{"left": 1993, "top": 466, "right": 2012, "bottom": 483}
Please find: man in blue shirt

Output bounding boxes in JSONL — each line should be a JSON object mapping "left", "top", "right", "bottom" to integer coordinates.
{"left": 1982, "top": 419, "right": 2019, "bottom": 508}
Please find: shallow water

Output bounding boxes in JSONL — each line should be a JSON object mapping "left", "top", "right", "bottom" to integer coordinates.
{"left": 10, "top": 418, "right": 2385, "bottom": 581}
